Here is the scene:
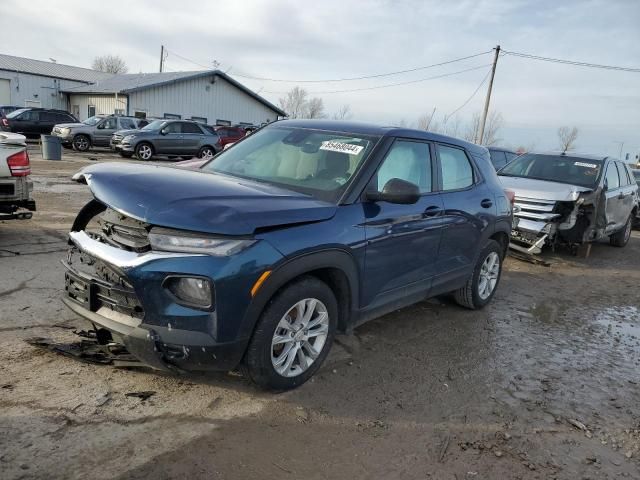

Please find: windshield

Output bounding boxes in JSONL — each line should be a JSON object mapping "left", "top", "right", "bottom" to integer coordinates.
{"left": 141, "top": 120, "right": 166, "bottom": 131}
{"left": 201, "top": 126, "right": 380, "bottom": 202}
{"left": 6, "top": 108, "right": 28, "bottom": 119}
{"left": 499, "top": 154, "right": 603, "bottom": 188}
{"left": 82, "top": 116, "right": 103, "bottom": 126}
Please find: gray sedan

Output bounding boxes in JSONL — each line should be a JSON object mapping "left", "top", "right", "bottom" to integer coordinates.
{"left": 116, "top": 120, "right": 222, "bottom": 160}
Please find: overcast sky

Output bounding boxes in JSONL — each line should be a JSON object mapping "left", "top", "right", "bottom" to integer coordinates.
{"left": 3, "top": 0, "right": 639, "bottom": 156}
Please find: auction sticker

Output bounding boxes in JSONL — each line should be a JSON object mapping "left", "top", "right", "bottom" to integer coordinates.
{"left": 574, "top": 161, "right": 598, "bottom": 168}
{"left": 320, "top": 141, "right": 364, "bottom": 155}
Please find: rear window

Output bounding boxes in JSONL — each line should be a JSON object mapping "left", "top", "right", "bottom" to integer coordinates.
{"left": 499, "top": 154, "right": 603, "bottom": 188}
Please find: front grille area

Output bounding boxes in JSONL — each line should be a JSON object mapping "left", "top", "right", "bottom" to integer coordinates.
{"left": 65, "top": 246, "right": 144, "bottom": 319}
{"left": 98, "top": 208, "right": 151, "bottom": 252}
{"left": 513, "top": 196, "right": 560, "bottom": 222}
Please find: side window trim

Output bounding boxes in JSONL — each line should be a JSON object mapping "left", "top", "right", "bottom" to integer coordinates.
{"left": 606, "top": 162, "right": 621, "bottom": 190}
{"left": 434, "top": 142, "right": 478, "bottom": 192}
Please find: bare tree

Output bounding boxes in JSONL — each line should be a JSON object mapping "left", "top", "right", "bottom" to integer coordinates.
{"left": 92, "top": 55, "right": 128, "bottom": 74}
{"left": 306, "top": 97, "right": 326, "bottom": 119}
{"left": 279, "top": 87, "right": 308, "bottom": 119}
{"left": 464, "top": 111, "right": 503, "bottom": 145}
{"left": 417, "top": 108, "right": 437, "bottom": 131}
{"left": 332, "top": 104, "right": 353, "bottom": 120}
{"left": 557, "top": 126, "right": 579, "bottom": 152}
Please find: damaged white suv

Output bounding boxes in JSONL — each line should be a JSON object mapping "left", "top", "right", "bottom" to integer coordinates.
{"left": 499, "top": 153, "right": 638, "bottom": 255}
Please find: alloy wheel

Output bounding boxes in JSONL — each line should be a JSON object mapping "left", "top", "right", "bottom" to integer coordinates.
{"left": 478, "top": 251, "right": 500, "bottom": 300}
{"left": 200, "top": 148, "right": 214, "bottom": 160}
{"left": 74, "top": 136, "right": 89, "bottom": 151}
{"left": 137, "top": 144, "right": 152, "bottom": 160}
{"left": 271, "top": 298, "right": 329, "bottom": 378}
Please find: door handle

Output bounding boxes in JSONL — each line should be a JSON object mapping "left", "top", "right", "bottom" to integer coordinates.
{"left": 423, "top": 205, "right": 441, "bottom": 217}
{"left": 481, "top": 198, "right": 493, "bottom": 208}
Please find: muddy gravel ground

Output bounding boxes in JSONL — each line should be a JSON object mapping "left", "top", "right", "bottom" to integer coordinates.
{"left": 1, "top": 148, "right": 639, "bottom": 480}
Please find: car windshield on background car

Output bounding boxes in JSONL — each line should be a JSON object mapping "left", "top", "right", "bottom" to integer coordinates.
{"left": 201, "top": 126, "right": 380, "bottom": 202}
{"left": 140, "top": 120, "right": 165, "bottom": 131}
{"left": 82, "top": 116, "right": 103, "bottom": 126}
{"left": 6, "top": 108, "right": 29, "bottom": 119}
{"left": 498, "top": 153, "right": 603, "bottom": 188}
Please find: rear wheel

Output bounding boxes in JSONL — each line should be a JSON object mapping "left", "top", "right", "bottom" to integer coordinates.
{"left": 453, "top": 240, "right": 503, "bottom": 310}
{"left": 243, "top": 276, "right": 337, "bottom": 391}
{"left": 135, "top": 142, "right": 154, "bottom": 161}
{"left": 610, "top": 215, "right": 632, "bottom": 247}
{"left": 197, "top": 146, "right": 215, "bottom": 160}
{"left": 72, "top": 134, "right": 91, "bottom": 152}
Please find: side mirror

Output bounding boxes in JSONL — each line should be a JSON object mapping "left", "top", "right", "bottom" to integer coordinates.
{"left": 160, "top": 128, "right": 168, "bottom": 135}
{"left": 366, "top": 178, "right": 420, "bottom": 205}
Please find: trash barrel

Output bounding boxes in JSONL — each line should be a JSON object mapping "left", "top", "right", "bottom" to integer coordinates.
{"left": 41, "top": 135, "right": 62, "bottom": 160}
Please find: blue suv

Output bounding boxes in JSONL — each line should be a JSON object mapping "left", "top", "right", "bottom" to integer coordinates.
{"left": 63, "top": 120, "right": 512, "bottom": 390}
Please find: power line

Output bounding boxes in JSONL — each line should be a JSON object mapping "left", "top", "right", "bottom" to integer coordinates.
{"left": 263, "top": 64, "right": 493, "bottom": 95}
{"left": 231, "top": 51, "right": 492, "bottom": 83}
{"left": 502, "top": 50, "right": 640, "bottom": 73}
{"left": 445, "top": 68, "right": 492, "bottom": 120}
{"left": 164, "top": 48, "right": 211, "bottom": 70}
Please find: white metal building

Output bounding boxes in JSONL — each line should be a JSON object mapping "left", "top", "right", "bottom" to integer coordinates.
{"left": 63, "top": 70, "right": 285, "bottom": 125}
{"left": 0, "top": 53, "right": 110, "bottom": 109}
{"left": 0, "top": 53, "right": 285, "bottom": 125}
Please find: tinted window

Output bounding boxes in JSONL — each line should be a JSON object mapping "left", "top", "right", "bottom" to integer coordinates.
{"left": 605, "top": 163, "right": 620, "bottom": 189}
{"left": 7, "top": 108, "right": 29, "bottom": 119}
{"left": 500, "top": 154, "right": 603, "bottom": 188}
{"left": 505, "top": 152, "right": 518, "bottom": 163}
{"left": 438, "top": 145, "right": 474, "bottom": 190}
{"left": 119, "top": 118, "right": 136, "bottom": 129}
{"left": 182, "top": 122, "right": 203, "bottom": 134}
{"left": 489, "top": 150, "right": 507, "bottom": 169}
{"left": 59, "top": 113, "right": 74, "bottom": 122}
{"left": 377, "top": 140, "right": 431, "bottom": 193}
{"left": 163, "top": 122, "right": 182, "bottom": 134}
{"left": 201, "top": 125, "right": 216, "bottom": 135}
{"left": 42, "top": 112, "right": 58, "bottom": 122}
{"left": 21, "top": 110, "right": 40, "bottom": 121}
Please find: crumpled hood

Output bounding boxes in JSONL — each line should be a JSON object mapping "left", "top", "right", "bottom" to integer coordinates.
{"left": 55, "top": 123, "right": 85, "bottom": 129}
{"left": 73, "top": 162, "right": 337, "bottom": 235}
{"left": 499, "top": 175, "right": 593, "bottom": 202}
{"left": 113, "top": 128, "right": 139, "bottom": 136}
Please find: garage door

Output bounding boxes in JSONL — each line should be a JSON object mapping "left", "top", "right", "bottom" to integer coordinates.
{"left": 0, "top": 79, "right": 10, "bottom": 104}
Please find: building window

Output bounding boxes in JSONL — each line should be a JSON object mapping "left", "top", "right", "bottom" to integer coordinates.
{"left": 134, "top": 111, "right": 147, "bottom": 119}
{"left": 216, "top": 119, "right": 231, "bottom": 126}
{"left": 114, "top": 109, "right": 125, "bottom": 116}
{"left": 88, "top": 105, "right": 96, "bottom": 117}
{"left": 164, "top": 113, "right": 181, "bottom": 119}
{"left": 190, "top": 116, "right": 207, "bottom": 124}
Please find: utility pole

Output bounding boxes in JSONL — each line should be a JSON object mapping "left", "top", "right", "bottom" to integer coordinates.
{"left": 159, "top": 45, "right": 164, "bottom": 73}
{"left": 478, "top": 45, "right": 500, "bottom": 145}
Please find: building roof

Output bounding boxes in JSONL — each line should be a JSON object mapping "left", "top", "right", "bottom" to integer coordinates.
{"left": 64, "top": 70, "right": 286, "bottom": 116}
{"left": 0, "top": 53, "right": 111, "bottom": 83}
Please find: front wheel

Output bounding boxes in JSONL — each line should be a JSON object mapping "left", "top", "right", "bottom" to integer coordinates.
{"left": 135, "top": 142, "right": 154, "bottom": 161}
{"left": 72, "top": 135, "right": 91, "bottom": 152}
{"left": 453, "top": 239, "right": 503, "bottom": 310}
{"left": 243, "top": 276, "right": 337, "bottom": 391}
{"left": 610, "top": 215, "right": 632, "bottom": 247}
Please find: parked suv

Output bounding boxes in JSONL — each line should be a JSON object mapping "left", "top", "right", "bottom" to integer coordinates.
{"left": 1, "top": 108, "right": 77, "bottom": 137}
{"left": 0, "top": 105, "right": 20, "bottom": 119}
{"left": 63, "top": 120, "right": 512, "bottom": 390}
{"left": 116, "top": 119, "right": 221, "bottom": 160}
{"left": 499, "top": 152, "right": 638, "bottom": 254}
{"left": 214, "top": 125, "right": 246, "bottom": 147}
{"left": 0, "top": 132, "right": 35, "bottom": 220}
{"left": 52, "top": 115, "right": 144, "bottom": 151}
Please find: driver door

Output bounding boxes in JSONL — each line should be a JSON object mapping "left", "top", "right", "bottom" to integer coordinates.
{"left": 603, "top": 161, "right": 623, "bottom": 233}
{"left": 156, "top": 121, "right": 184, "bottom": 154}
{"left": 362, "top": 139, "right": 445, "bottom": 309}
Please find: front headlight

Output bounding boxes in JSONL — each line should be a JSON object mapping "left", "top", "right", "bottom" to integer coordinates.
{"left": 149, "top": 228, "right": 256, "bottom": 256}
{"left": 123, "top": 134, "right": 136, "bottom": 141}
{"left": 163, "top": 276, "right": 213, "bottom": 309}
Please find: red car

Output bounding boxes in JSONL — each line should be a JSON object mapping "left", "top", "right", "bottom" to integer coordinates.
{"left": 213, "top": 126, "right": 246, "bottom": 147}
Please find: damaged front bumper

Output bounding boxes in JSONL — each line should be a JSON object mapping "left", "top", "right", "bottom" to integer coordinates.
{"left": 62, "top": 231, "right": 249, "bottom": 372}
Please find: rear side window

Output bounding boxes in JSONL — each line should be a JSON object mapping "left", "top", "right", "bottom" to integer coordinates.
{"left": 376, "top": 140, "right": 432, "bottom": 193}
{"left": 182, "top": 123, "right": 203, "bottom": 134}
{"left": 605, "top": 163, "right": 620, "bottom": 189}
{"left": 42, "top": 112, "right": 58, "bottom": 122}
{"left": 163, "top": 122, "right": 182, "bottom": 134}
{"left": 438, "top": 144, "right": 474, "bottom": 190}
{"left": 505, "top": 152, "right": 518, "bottom": 163}
{"left": 489, "top": 150, "right": 507, "bottom": 169}
{"left": 119, "top": 118, "right": 136, "bottom": 129}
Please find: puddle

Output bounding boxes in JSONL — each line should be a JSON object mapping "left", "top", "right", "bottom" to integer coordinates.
{"left": 594, "top": 306, "right": 640, "bottom": 343}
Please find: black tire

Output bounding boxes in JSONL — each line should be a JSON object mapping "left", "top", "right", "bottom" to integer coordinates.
{"left": 119, "top": 151, "right": 134, "bottom": 158}
{"left": 197, "top": 146, "right": 216, "bottom": 159}
{"left": 453, "top": 239, "right": 503, "bottom": 310}
{"left": 243, "top": 276, "right": 338, "bottom": 391}
{"left": 72, "top": 134, "right": 91, "bottom": 152}
{"left": 610, "top": 214, "right": 632, "bottom": 247}
{"left": 135, "top": 142, "right": 154, "bottom": 161}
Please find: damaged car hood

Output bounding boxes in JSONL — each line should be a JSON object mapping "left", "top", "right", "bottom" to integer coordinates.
{"left": 499, "top": 176, "right": 593, "bottom": 201}
{"left": 73, "top": 163, "right": 337, "bottom": 235}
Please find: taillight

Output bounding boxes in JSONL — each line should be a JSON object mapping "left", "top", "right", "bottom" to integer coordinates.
{"left": 7, "top": 150, "right": 31, "bottom": 176}
{"left": 504, "top": 188, "right": 516, "bottom": 206}
{"left": 1, "top": 118, "right": 8, "bottom": 127}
